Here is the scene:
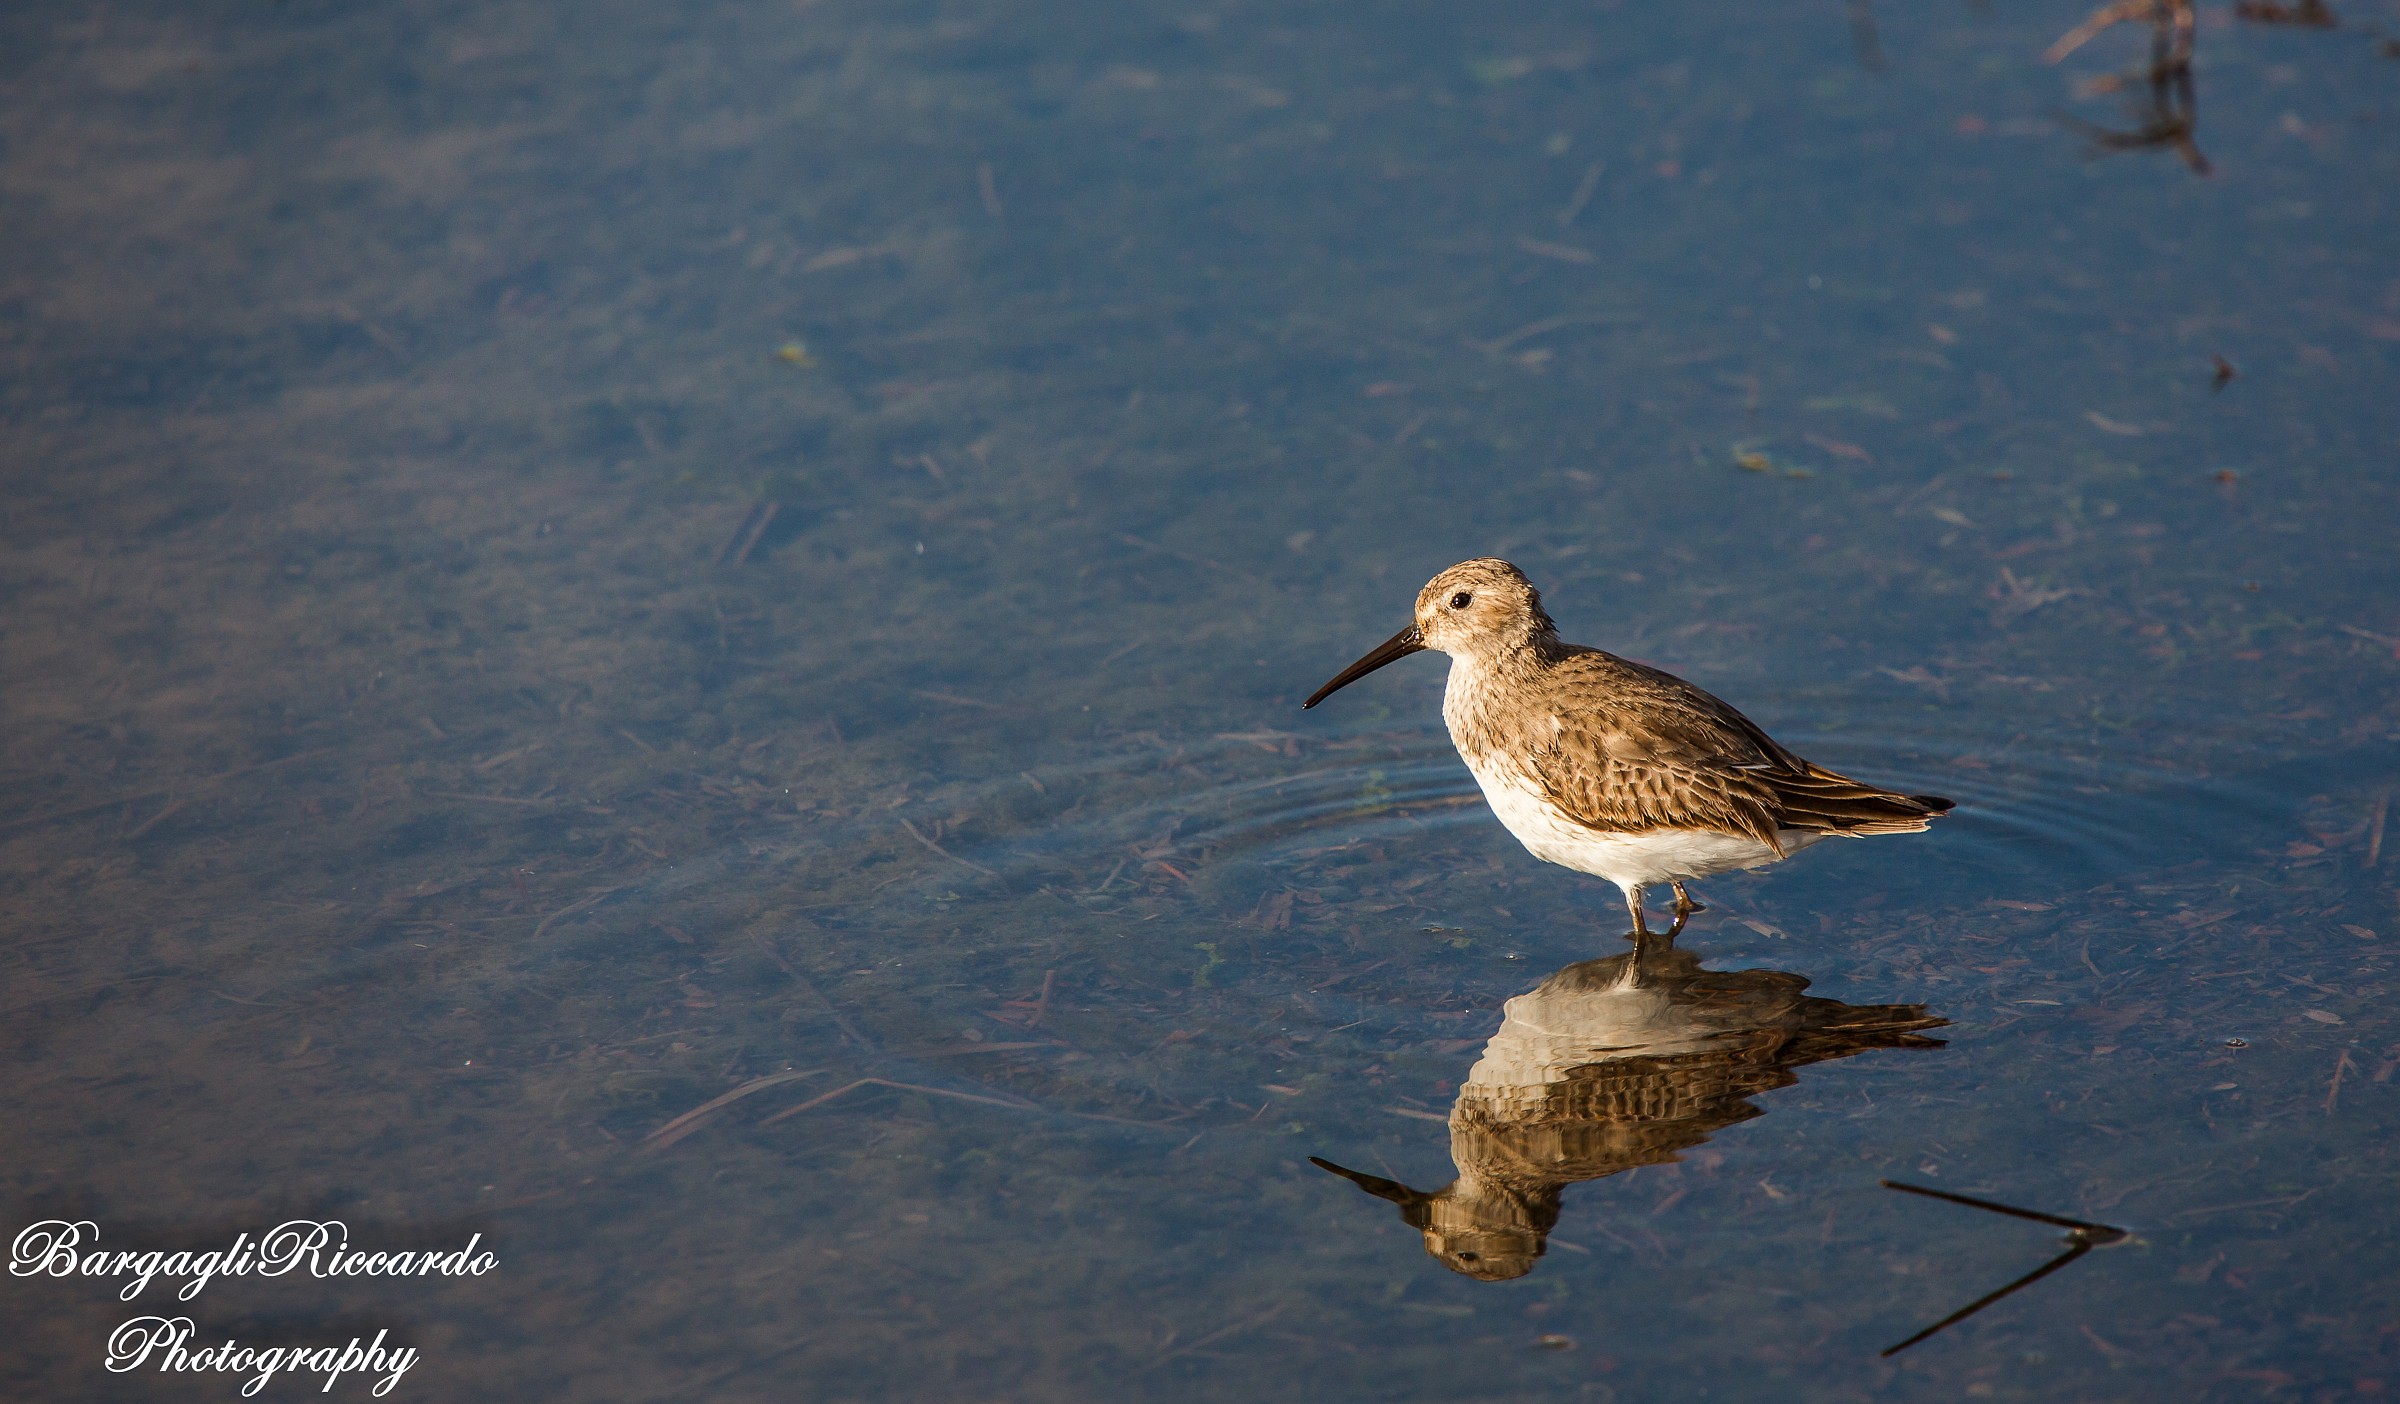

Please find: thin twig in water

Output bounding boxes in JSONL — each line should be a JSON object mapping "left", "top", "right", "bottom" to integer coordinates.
{"left": 777, "top": 957, "right": 875, "bottom": 1049}
{"left": 421, "top": 790, "right": 562, "bottom": 807}
{"left": 209, "top": 989, "right": 283, "bottom": 1008}
{"left": 531, "top": 887, "right": 620, "bottom": 940}
{"left": 1467, "top": 312, "right": 1635, "bottom": 357}
{"left": 1556, "top": 161, "right": 1604, "bottom": 228}
{"left": 1312, "top": 957, "right": 1391, "bottom": 992}
{"left": 1141, "top": 1305, "right": 1284, "bottom": 1372}
{"left": 713, "top": 502, "right": 780, "bottom": 567}
{"left": 2171, "top": 1189, "right": 2318, "bottom": 1220}
{"left": 2045, "top": 0, "right": 2156, "bottom": 63}
{"left": 2, "top": 748, "right": 334, "bottom": 839}
{"left": 755, "top": 1077, "right": 1039, "bottom": 1127}
{"left": 0, "top": 971, "right": 176, "bottom": 1017}
{"left": 125, "top": 796, "right": 192, "bottom": 839}
{"left": 1114, "top": 531, "right": 1263, "bottom": 585}
{"left": 642, "top": 1070, "right": 829, "bottom": 1152}
{"left": 2327, "top": 1048, "right": 2358, "bottom": 1115}
{"left": 748, "top": 931, "right": 795, "bottom": 975}
{"left": 909, "top": 688, "right": 1009, "bottom": 711}
{"left": 900, "top": 818, "right": 997, "bottom": 876}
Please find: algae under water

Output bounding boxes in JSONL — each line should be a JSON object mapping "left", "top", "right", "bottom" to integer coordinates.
{"left": 2, "top": 0, "right": 2397, "bottom": 1399}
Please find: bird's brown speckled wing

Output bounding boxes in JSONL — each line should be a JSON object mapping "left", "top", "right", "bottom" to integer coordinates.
{"left": 1519, "top": 651, "right": 1947, "bottom": 844}
{"left": 1515, "top": 653, "right": 1788, "bottom": 848}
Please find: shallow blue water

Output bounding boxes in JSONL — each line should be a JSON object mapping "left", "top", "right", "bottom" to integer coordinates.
{"left": 2, "top": 0, "right": 2397, "bottom": 1399}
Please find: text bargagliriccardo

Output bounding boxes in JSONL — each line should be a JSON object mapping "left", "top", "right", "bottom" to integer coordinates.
{"left": 13, "top": 1219, "right": 497, "bottom": 1395}
{"left": 12, "top": 1219, "right": 497, "bottom": 1301}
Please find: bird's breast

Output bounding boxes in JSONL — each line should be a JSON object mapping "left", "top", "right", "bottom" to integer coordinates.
{"left": 1439, "top": 657, "right": 1528, "bottom": 762}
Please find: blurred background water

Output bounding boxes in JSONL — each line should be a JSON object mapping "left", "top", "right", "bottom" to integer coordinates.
{"left": 2, "top": 0, "right": 2396, "bottom": 1398}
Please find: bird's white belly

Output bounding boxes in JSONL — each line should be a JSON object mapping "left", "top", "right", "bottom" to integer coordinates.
{"left": 1463, "top": 758, "right": 1824, "bottom": 892}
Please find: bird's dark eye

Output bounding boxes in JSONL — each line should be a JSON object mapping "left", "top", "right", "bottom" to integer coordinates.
{"left": 1449, "top": 591, "right": 1473, "bottom": 610}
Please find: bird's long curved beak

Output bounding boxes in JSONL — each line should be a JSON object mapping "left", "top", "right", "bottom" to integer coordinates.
{"left": 1302, "top": 624, "right": 1425, "bottom": 710}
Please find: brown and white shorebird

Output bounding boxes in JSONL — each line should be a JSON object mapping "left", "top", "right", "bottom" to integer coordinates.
{"left": 1303, "top": 559, "right": 1952, "bottom": 936}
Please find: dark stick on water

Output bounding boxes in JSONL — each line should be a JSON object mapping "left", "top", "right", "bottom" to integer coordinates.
{"left": 1880, "top": 1179, "right": 2126, "bottom": 1238}
{"left": 1881, "top": 1239, "right": 2096, "bottom": 1357}
{"left": 1876, "top": 1179, "right": 2129, "bottom": 1356}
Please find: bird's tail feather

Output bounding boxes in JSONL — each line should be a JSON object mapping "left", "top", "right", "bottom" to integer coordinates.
{"left": 1772, "top": 765, "right": 1953, "bottom": 835}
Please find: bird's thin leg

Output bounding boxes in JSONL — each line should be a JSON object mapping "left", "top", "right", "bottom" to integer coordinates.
{"left": 1625, "top": 927, "right": 1668, "bottom": 978}
{"left": 1623, "top": 885, "right": 1651, "bottom": 940}
{"left": 1670, "top": 882, "right": 1706, "bottom": 918}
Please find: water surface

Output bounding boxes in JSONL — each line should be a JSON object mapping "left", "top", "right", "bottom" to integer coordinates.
{"left": 3, "top": 0, "right": 2397, "bottom": 1398}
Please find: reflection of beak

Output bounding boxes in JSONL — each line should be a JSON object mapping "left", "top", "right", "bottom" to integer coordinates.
{"left": 1309, "top": 1156, "right": 1434, "bottom": 1216}
{"left": 1302, "top": 625, "right": 1426, "bottom": 710}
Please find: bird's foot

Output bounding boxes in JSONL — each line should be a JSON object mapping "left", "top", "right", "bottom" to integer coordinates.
{"left": 1622, "top": 904, "right": 1685, "bottom": 946}
{"left": 1669, "top": 882, "right": 1706, "bottom": 919}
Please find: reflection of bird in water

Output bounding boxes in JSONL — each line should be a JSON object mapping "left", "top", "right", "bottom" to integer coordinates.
{"left": 1303, "top": 559, "right": 1950, "bottom": 936}
{"left": 2044, "top": 0, "right": 2211, "bottom": 173}
{"left": 1314, "top": 941, "right": 1944, "bottom": 1280}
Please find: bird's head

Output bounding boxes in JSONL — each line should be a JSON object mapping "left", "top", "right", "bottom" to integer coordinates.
{"left": 1412, "top": 558, "right": 1555, "bottom": 662}
{"left": 1303, "top": 558, "right": 1555, "bottom": 709}
{"left": 1309, "top": 1154, "right": 1555, "bottom": 1281}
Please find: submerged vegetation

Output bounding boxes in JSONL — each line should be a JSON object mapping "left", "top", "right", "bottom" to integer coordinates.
{"left": 0, "top": 0, "right": 2394, "bottom": 1398}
